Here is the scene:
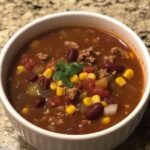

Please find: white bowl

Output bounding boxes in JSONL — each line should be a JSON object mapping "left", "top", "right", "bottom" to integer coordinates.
{"left": 0, "top": 12, "right": 150, "bottom": 150}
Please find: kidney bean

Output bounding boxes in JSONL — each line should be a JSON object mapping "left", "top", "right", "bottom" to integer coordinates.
{"left": 105, "top": 62, "right": 125, "bottom": 73}
{"left": 39, "top": 77, "right": 50, "bottom": 90}
{"left": 85, "top": 103, "right": 104, "bottom": 120}
{"left": 35, "top": 96, "right": 45, "bottom": 108}
{"left": 28, "top": 72, "right": 38, "bottom": 82}
{"left": 41, "top": 90, "right": 51, "bottom": 99}
{"left": 65, "top": 48, "right": 78, "bottom": 62}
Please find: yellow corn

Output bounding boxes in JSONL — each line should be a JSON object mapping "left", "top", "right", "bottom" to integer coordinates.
{"left": 56, "top": 80, "right": 63, "bottom": 86}
{"left": 123, "top": 69, "right": 134, "bottom": 80}
{"left": 66, "top": 104, "right": 76, "bottom": 115}
{"left": 17, "top": 65, "right": 26, "bottom": 74}
{"left": 70, "top": 74, "right": 79, "bottom": 84}
{"left": 92, "top": 95, "right": 101, "bottom": 104}
{"left": 83, "top": 97, "right": 93, "bottom": 106}
{"left": 50, "top": 82, "right": 57, "bottom": 90}
{"left": 87, "top": 73, "right": 96, "bottom": 80}
{"left": 22, "top": 107, "right": 29, "bottom": 115}
{"left": 101, "top": 101, "right": 108, "bottom": 107}
{"left": 115, "top": 76, "right": 126, "bottom": 87}
{"left": 79, "top": 72, "right": 88, "bottom": 80}
{"left": 56, "top": 87, "right": 65, "bottom": 96}
{"left": 101, "top": 116, "right": 111, "bottom": 125}
{"left": 43, "top": 68, "right": 53, "bottom": 79}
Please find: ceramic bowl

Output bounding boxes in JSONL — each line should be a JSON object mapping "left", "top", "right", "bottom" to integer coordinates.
{"left": 0, "top": 12, "right": 150, "bottom": 150}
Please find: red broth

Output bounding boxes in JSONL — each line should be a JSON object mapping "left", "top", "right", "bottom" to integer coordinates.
{"left": 7, "top": 27, "right": 144, "bottom": 134}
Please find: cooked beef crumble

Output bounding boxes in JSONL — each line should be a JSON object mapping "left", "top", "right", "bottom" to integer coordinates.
{"left": 64, "top": 41, "right": 79, "bottom": 49}
{"left": 36, "top": 52, "right": 49, "bottom": 61}
{"left": 78, "top": 47, "right": 100, "bottom": 64}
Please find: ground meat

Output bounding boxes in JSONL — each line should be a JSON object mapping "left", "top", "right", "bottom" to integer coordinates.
{"left": 98, "top": 69, "right": 109, "bottom": 79}
{"left": 56, "top": 119, "right": 64, "bottom": 125}
{"left": 48, "top": 115, "right": 65, "bottom": 127}
{"left": 111, "top": 47, "right": 129, "bottom": 59}
{"left": 47, "top": 124, "right": 55, "bottom": 132}
{"left": 36, "top": 52, "right": 49, "bottom": 61}
{"left": 92, "top": 37, "right": 100, "bottom": 44}
{"left": 79, "top": 119, "right": 92, "bottom": 129}
{"left": 66, "top": 87, "right": 78, "bottom": 100}
{"left": 104, "top": 47, "right": 129, "bottom": 63}
{"left": 78, "top": 47, "right": 101, "bottom": 64}
{"left": 104, "top": 55, "right": 116, "bottom": 63}
{"left": 64, "top": 41, "right": 79, "bottom": 49}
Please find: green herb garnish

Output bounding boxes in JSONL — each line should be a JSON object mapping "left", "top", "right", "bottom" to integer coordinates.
{"left": 53, "top": 61, "right": 83, "bottom": 88}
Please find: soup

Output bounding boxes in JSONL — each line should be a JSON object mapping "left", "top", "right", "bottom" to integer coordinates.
{"left": 7, "top": 27, "right": 144, "bottom": 134}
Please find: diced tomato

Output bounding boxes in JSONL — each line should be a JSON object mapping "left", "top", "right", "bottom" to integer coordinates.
{"left": 82, "top": 79, "right": 96, "bottom": 96}
{"left": 83, "top": 66, "right": 95, "bottom": 73}
{"left": 47, "top": 96, "right": 63, "bottom": 107}
{"left": 82, "top": 79, "right": 95, "bottom": 89}
{"left": 81, "top": 79, "right": 110, "bottom": 97}
{"left": 46, "top": 60, "right": 56, "bottom": 70}
{"left": 94, "top": 87, "right": 109, "bottom": 98}
{"left": 20, "top": 55, "right": 36, "bottom": 70}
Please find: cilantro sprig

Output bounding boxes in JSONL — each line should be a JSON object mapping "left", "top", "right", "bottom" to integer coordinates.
{"left": 53, "top": 61, "right": 83, "bottom": 88}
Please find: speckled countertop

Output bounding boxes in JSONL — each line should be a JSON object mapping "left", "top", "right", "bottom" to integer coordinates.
{"left": 0, "top": 0, "right": 150, "bottom": 150}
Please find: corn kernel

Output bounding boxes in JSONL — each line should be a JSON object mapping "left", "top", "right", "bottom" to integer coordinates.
{"left": 101, "top": 116, "right": 111, "bottom": 125}
{"left": 56, "top": 87, "right": 65, "bottom": 96}
{"left": 79, "top": 72, "right": 88, "bottom": 80}
{"left": 56, "top": 80, "right": 63, "bottom": 86}
{"left": 123, "top": 69, "right": 134, "bottom": 80}
{"left": 115, "top": 76, "right": 126, "bottom": 87}
{"left": 70, "top": 74, "right": 79, "bottom": 84}
{"left": 87, "top": 73, "right": 96, "bottom": 80}
{"left": 101, "top": 101, "right": 108, "bottom": 107}
{"left": 50, "top": 82, "right": 57, "bottom": 90}
{"left": 66, "top": 104, "right": 76, "bottom": 115}
{"left": 43, "top": 68, "right": 53, "bottom": 79}
{"left": 92, "top": 95, "right": 101, "bottom": 104}
{"left": 83, "top": 97, "right": 93, "bottom": 106}
{"left": 17, "top": 65, "right": 26, "bottom": 74}
{"left": 22, "top": 107, "right": 29, "bottom": 115}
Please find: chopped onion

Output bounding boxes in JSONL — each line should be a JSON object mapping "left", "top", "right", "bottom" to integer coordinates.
{"left": 104, "top": 104, "right": 118, "bottom": 116}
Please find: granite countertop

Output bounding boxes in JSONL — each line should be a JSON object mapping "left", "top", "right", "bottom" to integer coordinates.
{"left": 0, "top": 0, "right": 150, "bottom": 150}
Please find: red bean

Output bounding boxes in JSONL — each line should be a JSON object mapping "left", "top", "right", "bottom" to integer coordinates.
{"left": 105, "top": 62, "right": 125, "bottom": 73}
{"left": 39, "top": 76, "right": 50, "bottom": 90}
{"left": 85, "top": 103, "right": 104, "bottom": 120}
{"left": 65, "top": 48, "right": 78, "bottom": 62}
{"left": 28, "top": 72, "right": 38, "bottom": 82}
{"left": 35, "top": 96, "right": 45, "bottom": 108}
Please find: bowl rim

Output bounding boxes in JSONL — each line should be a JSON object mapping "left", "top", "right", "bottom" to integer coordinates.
{"left": 0, "top": 11, "right": 150, "bottom": 141}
